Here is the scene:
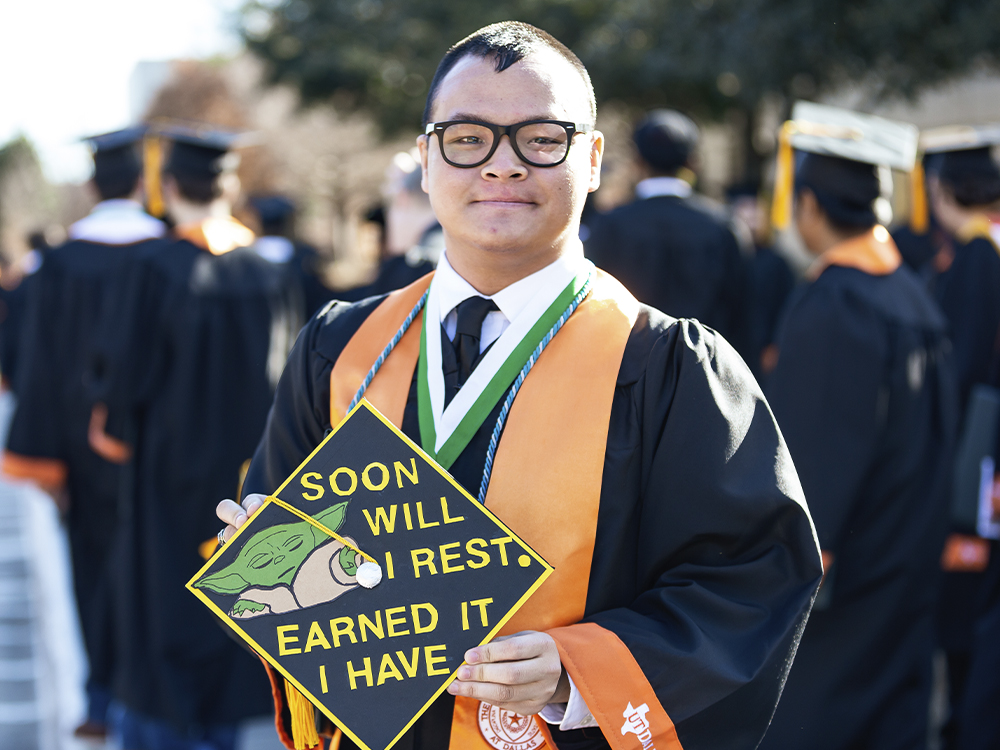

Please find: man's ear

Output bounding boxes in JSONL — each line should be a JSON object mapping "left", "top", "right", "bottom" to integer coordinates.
{"left": 588, "top": 131, "right": 605, "bottom": 193}
{"left": 417, "top": 134, "right": 430, "bottom": 194}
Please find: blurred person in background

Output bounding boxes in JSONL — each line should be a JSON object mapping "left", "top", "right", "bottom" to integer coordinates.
{"left": 923, "top": 128, "right": 1000, "bottom": 750}
{"left": 0, "top": 230, "right": 55, "bottom": 391}
{"left": 761, "top": 103, "right": 956, "bottom": 750}
{"left": 585, "top": 108, "right": 752, "bottom": 359}
{"left": 891, "top": 152, "right": 954, "bottom": 279}
{"left": 0, "top": 126, "right": 166, "bottom": 740}
{"left": 727, "top": 182, "right": 795, "bottom": 381}
{"left": 88, "top": 124, "right": 305, "bottom": 750}
{"left": 248, "top": 194, "right": 335, "bottom": 316}
{"left": 342, "top": 149, "right": 441, "bottom": 301}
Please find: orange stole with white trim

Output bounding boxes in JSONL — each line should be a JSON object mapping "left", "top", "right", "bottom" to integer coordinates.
{"left": 324, "top": 271, "right": 682, "bottom": 750}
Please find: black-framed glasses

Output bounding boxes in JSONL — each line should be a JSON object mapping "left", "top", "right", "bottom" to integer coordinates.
{"left": 425, "top": 119, "right": 594, "bottom": 168}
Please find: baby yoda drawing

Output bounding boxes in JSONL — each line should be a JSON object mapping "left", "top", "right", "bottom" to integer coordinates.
{"left": 195, "top": 502, "right": 361, "bottom": 619}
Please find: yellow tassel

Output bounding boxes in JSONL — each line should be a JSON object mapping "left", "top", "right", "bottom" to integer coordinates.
{"left": 143, "top": 135, "right": 165, "bottom": 218}
{"left": 285, "top": 680, "right": 321, "bottom": 750}
{"left": 771, "top": 122, "right": 796, "bottom": 230}
{"left": 910, "top": 158, "right": 929, "bottom": 234}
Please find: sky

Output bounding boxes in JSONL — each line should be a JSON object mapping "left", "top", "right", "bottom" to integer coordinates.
{"left": 0, "top": 0, "right": 244, "bottom": 183}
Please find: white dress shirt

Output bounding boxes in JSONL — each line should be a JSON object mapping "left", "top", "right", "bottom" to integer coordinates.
{"left": 68, "top": 199, "right": 166, "bottom": 245}
{"left": 634, "top": 175, "right": 693, "bottom": 200}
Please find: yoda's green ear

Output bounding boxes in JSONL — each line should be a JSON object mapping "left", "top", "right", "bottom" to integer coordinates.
{"left": 194, "top": 571, "right": 250, "bottom": 594}
{"left": 312, "top": 502, "right": 348, "bottom": 535}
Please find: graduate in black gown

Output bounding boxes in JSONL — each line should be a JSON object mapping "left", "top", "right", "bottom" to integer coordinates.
{"left": 761, "top": 102, "right": 957, "bottom": 750}
{"left": 2, "top": 127, "right": 167, "bottom": 740}
{"left": 91, "top": 125, "right": 306, "bottom": 750}
{"left": 219, "top": 23, "right": 822, "bottom": 750}
{"left": 584, "top": 109, "right": 752, "bottom": 359}
{"left": 921, "top": 126, "right": 1000, "bottom": 750}
{"left": 0, "top": 232, "right": 51, "bottom": 392}
{"left": 248, "top": 194, "right": 335, "bottom": 317}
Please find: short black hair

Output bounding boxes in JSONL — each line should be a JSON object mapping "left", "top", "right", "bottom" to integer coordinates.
{"left": 93, "top": 146, "right": 142, "bottom": 201}
{"left": 938, "top": 147, "right": 1000, "bottom": 207}
{"left": 795, "top": 153, "right": 879, "bottom": 231}
{"left": 422, "top": 21, "right": 596, "bottom": 127}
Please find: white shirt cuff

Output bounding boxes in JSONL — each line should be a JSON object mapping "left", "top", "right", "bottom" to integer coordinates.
{"left": 538, "top": 674, "right": 599, "bottom": 730}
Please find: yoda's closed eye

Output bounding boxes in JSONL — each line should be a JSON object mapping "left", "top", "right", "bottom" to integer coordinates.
{"left": 195, "top": 502, "right": 361, "bottom": 618}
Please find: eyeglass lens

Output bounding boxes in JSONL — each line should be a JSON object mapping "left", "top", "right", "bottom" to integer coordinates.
{"left": 441, "top": 122, "right": 570, "bottom": 166}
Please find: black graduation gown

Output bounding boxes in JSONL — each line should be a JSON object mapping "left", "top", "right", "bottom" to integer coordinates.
{"left": 5, "top": 237, "right": 167, "bottom": 693}
{"left": 0, "top": 270, "right": 40, "bottom": 391}
{"left": 94, "top": 237, "right": 306, "bottom": 729}
{"left": 584, "top": 194, "right": 752, "bottom": 359}
{"left": 243, "top": 294, "right": 823, "bottom": 750}
{"left": 747, "top": 245, "right": 795, "bottom": 380}
{"left": 762, "top": 264, "right": 957, "bottom": 750}
{"left": 293, "top": 240, "right": 336, "bottom": 317}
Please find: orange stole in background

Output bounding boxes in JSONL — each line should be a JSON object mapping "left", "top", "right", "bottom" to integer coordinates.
{"left": 330, "top": 271, "right": 678, "bottom": 750}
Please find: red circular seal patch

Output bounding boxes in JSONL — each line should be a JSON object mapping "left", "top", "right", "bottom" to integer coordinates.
{"left": 477, "top": 702, "right": 545, "bottom": 750}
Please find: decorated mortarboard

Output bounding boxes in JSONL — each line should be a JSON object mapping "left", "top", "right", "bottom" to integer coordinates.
{"left": 187, "top": 400, "right": 552, "bottom": 750}
{"left": 771, "top": 101, "right": 921, "bottom": 230}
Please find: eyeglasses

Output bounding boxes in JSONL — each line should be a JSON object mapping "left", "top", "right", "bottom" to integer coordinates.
{"left": 425, "top": 119, "right": 594, "bottom": 168}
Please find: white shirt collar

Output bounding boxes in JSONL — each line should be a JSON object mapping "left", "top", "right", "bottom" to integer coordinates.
{"left": 69, "top": 200, "right": 166, "bottom": 245}
{"left": 635, "top": 176, "right": 693, "bottom": 200}
{"left": 425, "top": 245, "right": 589, "bottom": 452}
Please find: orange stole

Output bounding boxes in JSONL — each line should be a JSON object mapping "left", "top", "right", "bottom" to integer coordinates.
{"left": 328, "top": 271, "right": 678, "bottom": 750}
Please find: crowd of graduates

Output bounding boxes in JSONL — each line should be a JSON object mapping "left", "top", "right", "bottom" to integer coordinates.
{"left": 0, "top": 93, "right": 998, "bottom": 750}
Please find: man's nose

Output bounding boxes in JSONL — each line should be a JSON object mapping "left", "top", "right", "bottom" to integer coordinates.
{"left": 481, "top": 134, "right": 527, "bottom": 180}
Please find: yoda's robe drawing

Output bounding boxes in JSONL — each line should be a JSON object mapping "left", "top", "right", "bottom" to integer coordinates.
{"left": 195, "top": 502, "right": 359, "bottom": 619}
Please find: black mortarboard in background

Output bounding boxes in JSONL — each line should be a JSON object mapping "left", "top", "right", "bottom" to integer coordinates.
{"left": 82, "top": 126, "right": 147, "bottom": 200}
{"left": 161, "top": 124, "right": 246, "bottom": 181}
{"left": 633, "top": 109, "right": 700, "bottom": 173}
{"left": 921, "top": 125, "right": 1000, "bottom": 208}
{"left": 249, "top": 195, "right": 296, "bottom": 234}
{"left": 772, "top": 101, "right": 918, "bottom": 230}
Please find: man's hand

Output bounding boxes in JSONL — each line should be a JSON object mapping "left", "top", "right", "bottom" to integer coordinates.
{"left": 446, "top": 630, "right": 569, "bottom": 715}
{"left": 216, "top": 493, "right": 266, "bottom": 543}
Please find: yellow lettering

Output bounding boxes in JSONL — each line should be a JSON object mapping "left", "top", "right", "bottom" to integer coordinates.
{"left": 362, "top": 462, "right": 390, "bottom": 491}
{"left": 385, "top": 551, "right": 395, "bottom": 579}
{"left": 471, "top": 597, "right": 493, "bottom": 627}
{"left": 466, "top": 538, "right": 490, "bottom": 569}
{"left": 358, "top": 611, "right": 384, "bottom": 642}
{"left": 461, "top": 601, "right": 469, "bottom": 631}
{"left": 411, "top": 603, "right": 438, "bottom": 634}
{"left": 441, "top": 496, "right": 464, "bottom": 524}
{"left": 425, "top": 645, "right": 450, "bottom": 676}
{"left": 403, "top": 503, "right": 413, "bottom": 530}
{"left": 329, "top": 467, "right": 357, "bottom": 496}
{"left": 362, "top": 505, "right": 397, "bottom": 536}
{"left": 394, "top": 458, "right": 419, "bottom": 488}
{"left": 396, "top": 648, "right": 420, "bottom": 678}
{"left": 300, "top": 472, "right": 324, "bottom": 501}
{"left": 377, "top": 653, "right": 404, "bottom": 685}
{"left": 411, "top": 548, "right": 437, "bottom": 578}
{"left": 490, "top": 536, "right": 513, "bottom": 566}
{"left": 329, "top": 617, "right": 357, "bottom": 648}
{"left": 277, "top": 624, "right": 301, "bottom": 655}
{"left": 304, "top": 621, "right": 331, "bottom": 652}
{"left": 347, "top": 657, "right": 373, "bottom": 690}
{"left": 439, "top": 542, "right": 465, "bottom": 574}
{"left": 416, "top": 501, "right": 439, "bottom": 528}
{"left": 320, "top": 664, "right": 328, "bottom": 693}
{"left": 385, "top": 606, "right": 410, "bottom": 637}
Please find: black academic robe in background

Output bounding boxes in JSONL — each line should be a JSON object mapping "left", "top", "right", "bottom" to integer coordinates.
{"left": 292, "top": 240, "right": 336, "bottom": 317}
{"left": 0, "top": 269, "right": 40, "bottom": 391}
{"left": 244, "top": 296, "right": 822, "bottom": 750}
{"left": 762, "top": 265, "right": 956, "bottom": 750}
{"left": 585, "top": 194, "right": 752, "bottom": 359}
{"left": 5, "top": 237, "right": 167, "bottom": 697}
{"left": 747, "top": 245, "right": 795, "bottom": 381}
{"left": 92, "top": 238, "right": 306, "bottom": 729}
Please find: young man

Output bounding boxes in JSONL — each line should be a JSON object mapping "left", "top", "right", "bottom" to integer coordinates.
{"left": 220, "top": 23, "right": 821, "bottom": 750}
{"left": 585, "top": 109, "right": 751, "bottom": 359}
{"left": 761, "top": 103, "right": 957, "bottom": 750}
{"left": 92, "top": 125, "right": 305, "bottom": 750}
{"left": 2, "top": 126, "right": 167, "bottom": 739}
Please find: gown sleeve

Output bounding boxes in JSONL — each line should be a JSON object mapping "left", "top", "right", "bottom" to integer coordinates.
{"left": 766, "top": 283, "right": 886, "bottom": 547}
{"left": 3, "top": 261, "right": 68, "bottom": 491}
{"left": 549, "top": 318, "right": 823, "bottom": 750}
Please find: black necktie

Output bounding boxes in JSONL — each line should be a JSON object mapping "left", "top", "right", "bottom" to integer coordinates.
{"left": 441, "top": 295, "right": 498, "bottom": 407}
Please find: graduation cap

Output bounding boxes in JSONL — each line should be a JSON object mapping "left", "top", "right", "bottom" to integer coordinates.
{"left": 188, "top": 401, "right": 552, "bottom": 750}
{"left": 249, "top": 195, "right": 296, "bottom": 233}
{"left": 771, "top": 102, "right": 920, "bottom": 231}
{"left": 919, "top": 124, "right": 1000, "bottom": 209}
{"left": 82, "top": 126, "right": 147, "bottom": 201}
{"left": 160, "top": 123, "right": 249, "bottom": 180}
